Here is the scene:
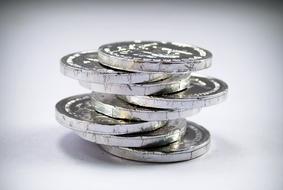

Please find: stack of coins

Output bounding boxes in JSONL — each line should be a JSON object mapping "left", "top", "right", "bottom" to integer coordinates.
{"left": 56, "top": 41, "right": 228, "bottom": 163}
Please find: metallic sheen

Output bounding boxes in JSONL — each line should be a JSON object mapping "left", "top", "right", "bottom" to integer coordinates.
{"left": 75, "top": 119, "right": 187, "bottom": 147}
{"left": 79, "top": 74, "right": 190, "bottom": 96}
{"left": 101, "top": 120, "right": 210, "bottom": 162}
{"left": 55, "top": 94, "right": 166, "bottom": 135}
{"left": 61, "top": 51, "right": 170, "bottom": 83}
{"left": 91, "top": 92, "right": 200, "bottom": 121}
{"left": 98, "top": 41, "right": 212, "bottom": 73}
{"left": 122, "top": 75, "right": 228, "bottom": 109}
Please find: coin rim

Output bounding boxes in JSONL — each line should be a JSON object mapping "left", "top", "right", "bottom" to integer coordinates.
{"left": 60, "top": 50, "right": 171, "bottom": 83}
{"left": 100, "top": 121, "right": 211, "bottom": 162}
{"left": 98, "top": 41, "right": 212, "bottom": 73}
{"left": 75, "top": 119, "right": 187, "bottom": 147}
{"left": 122, "top": 75, "right": 228, "bottom": 109}
{"left": 79, "top": 74, "right": 190, "bottom": 96}
{"left": 91, "top": 93, "right": 200, "bottom": 121}
{"left": 55, "top": 94, "right": 166, "bottom": 135}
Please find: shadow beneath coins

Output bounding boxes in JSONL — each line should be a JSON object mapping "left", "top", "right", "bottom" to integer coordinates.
{"left": 58, "top": 132, "right": 147, "bottom": 167}
{"left": 58, "top": 132, "right": 241, "bottom": 167}
{"left": 205, "top": 134, "right": 242, "bottom": 162}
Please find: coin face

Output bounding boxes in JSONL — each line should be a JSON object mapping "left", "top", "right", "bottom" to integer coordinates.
{"left": 79, "top": 74, "right": 190, "bottom": 96}
{"left": 60, "top": 51, "right": 169, "bottom": 83}
{"left": 91, "top": 92, "right": 200, "bottom": 121}
{"left": 98, "top": 41, "right": 212, "bottom": 73}
{"left": 100, "top": 120, "right": 210, "bottom": 162}
{"left": 76, "top": 119, "right": 187, "bottom": 148}
{"left": 55, "top": 94, "right": 166, "bottom": 135}
{"left": 122, "top": 75, "right": 228, "bottom": 109}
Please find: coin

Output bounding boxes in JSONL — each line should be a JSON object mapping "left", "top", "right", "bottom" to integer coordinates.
{"left": 100, "top": 120, "right": 210, "bottom": 162}
{"left": 98, "top": 41, "right": 212, "bottom": 73}
{"left": 55, "top": 94, "right": 166, "bottom": 135}
{"left": 79, "top": 74, "right": 190, "bottom": 96}
{"left": 60, "top": 51, "right": 170, "bottom": 84}
{"left": 121, "top": 75, "right": 228, "bottom": 109}
{"left": 75, "top": 119, "right": 187, "bottom": 147}
{"left": 91, "top": 92, "right": 200, "bottom": 121}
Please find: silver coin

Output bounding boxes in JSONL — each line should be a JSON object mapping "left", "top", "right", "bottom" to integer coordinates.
{"left": 91, "top": 93, "right": 200, "bottom": 121}
{"left": 75, "top": 119, "right": 187, "bottom": 148}
{"left": 60, "top": 51, "right": 170, "bottom": 83}
{"left": 79, "top": 74, "right": 190, "bottom": 96}
{"left": 55, "top": 94, "right": 166, "bottom": 135}
{"left": 100, "top": 120, "right": 210, "bottom": 162}
{"left": 98, "top": 41, "right": 212, "bottom": 73}
{"left": 122, "top": 75, "right": 228, "bottom": 109}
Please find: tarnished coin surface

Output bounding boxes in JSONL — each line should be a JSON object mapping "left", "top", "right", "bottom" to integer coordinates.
{"left": 101, "top": 120, "right": 210, "bottom": 162}
{"left": 122, "top": 75, "right": 228, "bottom": 109}
{"left": 79, "top": 74, "right": 190, "bottom": 96}
{"left": 91, "top": 93, "right": 200, "bottom": 121}
{"left": 60, "top": 51, "right": 170, "bottom": 83}
{"left": 76, "top": 119, "right": 187, "bottom": 148}
{"left": 98, "top": 41, "right": 212, "bottom": 73}
{"left": 55, "top": 94, "right": 166, "bottom": 135}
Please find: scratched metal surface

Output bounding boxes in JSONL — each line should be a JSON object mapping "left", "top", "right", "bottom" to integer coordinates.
{"left": 79, "top": 73, "right": 191, "bottom": 95}
{"left": 122, "top": 75, "right": 228, "bottom": 109}
{"left": 1, "top": 1, "right": 282, "bottom": 190}
{"left": 75, "top": 119, "right": 187, "bottom": 147}
{"left": 98, "top": 41, "right": 212, "bottom": 73}
{"left": 61, "top": 51, "right": 170, "bottom": 83}
{"left": 55, "top": 94, "right": 166, "bottom": 135}
{"left": 91, "top": 92, "right": 201, "bottom": 121}
{"left": 101, "top": 120, "right": 210, "bottom": 162}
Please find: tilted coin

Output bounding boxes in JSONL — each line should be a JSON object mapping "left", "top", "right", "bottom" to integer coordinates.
{"left": 55, "top": 94, "right": 166, "bottom": 135}
{"left": 121, "top": 75, "right": 228, "bottom": 109}
{"left": 91, "top": 92, "right": 200, "bottom": 121}
{"left": 98, "top": 41, "right": 212, "bottom": 73}
{"left": 79, "top": 74, "right": 190, "bottom": 96}
{"left": 60, "top": 51, "right": 170, "bottom": 83}
{"left": 75, "top": 119, "right": 187, "bottom": 148}
{"left": 101, "top": 120, "right": 210, "bottom": 163}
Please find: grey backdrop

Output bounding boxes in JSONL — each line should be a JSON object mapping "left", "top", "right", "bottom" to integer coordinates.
{"left": 0, "top": 0, "right": 282, "bottom": 190}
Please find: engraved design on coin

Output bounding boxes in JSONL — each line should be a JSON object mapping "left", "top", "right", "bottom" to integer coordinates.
{"left": 56, "top": 41, "right": 228, "bottom": 163}
{"left": 100, "top": 41, "right": 211, "bottom": 63}
{"left": 61, "top": 51, "right": 169, "bottom": 83}
{"left": 98, "top": 41, "right": 212, "bottom": 73}
{"left": 56, "top": 94, "right": 166, "bottom": 135}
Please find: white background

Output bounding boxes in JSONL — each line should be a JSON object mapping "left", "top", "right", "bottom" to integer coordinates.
{"left": 0, "top": 1, "right": 282, "bottom": 190}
